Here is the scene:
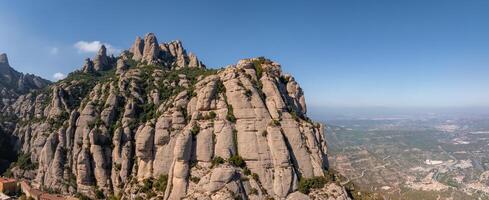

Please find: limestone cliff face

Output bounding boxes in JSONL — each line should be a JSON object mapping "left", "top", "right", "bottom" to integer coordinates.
{"left": 2, "top": 34, "right": 350, "bottom": 200}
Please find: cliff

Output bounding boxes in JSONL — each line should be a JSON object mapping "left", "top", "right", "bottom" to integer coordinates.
{"left": 1, "top": 33, "right": 352, "bottom": 200}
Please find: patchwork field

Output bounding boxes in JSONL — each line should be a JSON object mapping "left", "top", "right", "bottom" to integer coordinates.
{"left": 325, "top": 116, "right": 489, "bottom": 199}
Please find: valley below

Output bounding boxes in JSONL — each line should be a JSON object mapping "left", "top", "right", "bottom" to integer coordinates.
{"left": 325, "top": 113, "right": 489, "bottom": 199}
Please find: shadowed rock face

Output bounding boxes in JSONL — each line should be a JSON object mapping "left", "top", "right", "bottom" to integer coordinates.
{"left": 0, "top": 34, "right": 350, "bottom": 200}
{"left": 0, "top": 128, "right": 16, "bottom": 174}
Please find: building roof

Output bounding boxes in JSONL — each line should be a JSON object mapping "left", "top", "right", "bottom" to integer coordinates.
{"left": 0, "top": 178, "right": 16, "bottom": 183}
{"left": 40, "top": 193, "right": 67, "bottom": 200}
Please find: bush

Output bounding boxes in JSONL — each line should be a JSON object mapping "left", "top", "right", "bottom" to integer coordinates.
{"left": 252, "top": 173, "right": 259, "bottom": 181}
{"left": 137, "top": 102, "right": 157, "bottom": 123}
{"left": 208, "top": 111, "right": 217, "bottom": 119}
{"left": 191, "top": 124, "right": 200, "bottom": 136}
{"left": 14, "top": 153, "right": 37, "bottom": 170}
{"left": 212, "top": 156, "right": 225, "bottom": 167}
{"left": 107, "top": 194, "right": 121, "bottom": 200}
{"left": 190, "top": 176, "right": 201, "bottom": 183}
{"left": 203, "top": 111, "right": 217, "bottom": 120}
{"left": 216, "top": 80, "right": 226, "bottom": 94}
{"left": 249, "top": 188, "right": 258, "bottom": 195}
{"left": 226, "top": 105, "right": 237, "bottom": 123}
{"left": 243, "top": 167, "right": 251, "bottom": 176}
{"left": 154, "top": 175, "right": 168, "bottom": 192}
{"left": 232, "top": 129, "right": 238, "bottom": 153}
{"left": 75, "top": 193, "right": 91, "bottom": 200}
{"left": 140, "top": 178, "right": 153, "bottom": 193}
{"left": 95, "top": 189, "right": 105, "bottom": 199}
{"left": 114, "top": 163, "right": 122, "bottom": 171}
{"left": 253, "top": 60, "right": 264, "bottom": 79}
{"left": 261, "top": 130, "right": 268, "bottom": 137}
{"left": 244, "top": 89, "right": 252, "bottom": 99}
{"left": 298, "top": 176, "right": 329, "bottom": 194}
{"left": 270, "top": 119, "right": 281, "bottom": 127}
{"left": 228, "top": 155, "right": 246, "bottom": 168}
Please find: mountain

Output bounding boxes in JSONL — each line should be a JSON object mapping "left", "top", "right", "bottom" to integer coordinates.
{"left": 0, "top": 53, "right": 50, "bottom": 175}
{"left": 0, "top": 33, "right": 365, "bottom": 200}
{"left": 0, "top": 53, "right": 51, "bottom": 110}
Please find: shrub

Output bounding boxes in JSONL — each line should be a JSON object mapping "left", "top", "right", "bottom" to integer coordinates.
{"left": 203, "top": 111, "right": 217, "bottom": 120}
{"left": 114, "top": 163, "right": 122, "bottom": 171}
{"left": 270, "top": 119, "right": 281, "bottom": 127}
{"left": 244, "top": 89, "right": 252, "bottom": 99}
{"left": 216, "top": 80, "right": 226, "bottom": 94}
{"left": 140, "top": 178, "right": 153, "bottom": 193}
{"left": 228, "top": 155, "right": 246, "bottom": 168}
{"left": 107, "top": 194, "right": 121, "bottom": 200}
{"left": 232, "top": 129, "right": 238, "bottom": 153}
{"left": 253, "top": 60, "right": 264, "bottom": 79}
{"left": 249, "top": 188, "right": 258, "bottom": 195}
{"left": 298, "top": 176, "right": 329, "bottom": 194}
{"left": 14, "top": 153, "right": 37, "bottom": 170}
{"left": 190, "top": 176, "right": 201, "bottom": 183}
{"left": 95, "top": 189, "right": 105, "bottom": 199}
{"left": 139, "top": 103, "right": 156, "bottom": 123}
{"left": 261, "top": 130, "right": 268, "bottom": 137}
{"left": 208, "top": 111, "right": 217, "bottom": 119}
{"left": 191, "top": 124, "right": 200, "bottom": 136}
{"left": 226, "top": 105, "right": 237, "bottom": 123}
{"left": 243, "top": 167, "right": 251, "bottom": 176}
{"left": 75, "top": 193, "right": 91, "bottom": 200}
{"left": 212, "top": 156, "right": 225, "bottom": 167}
{"left": 252, "top": 173, "right": 259, "bottom": 181}
{"left": 154, "top": 175, "right": 168, "bottom": 192}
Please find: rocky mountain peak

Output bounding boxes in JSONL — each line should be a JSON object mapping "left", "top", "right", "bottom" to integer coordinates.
{"left": 0, "top": 53, "right": 50, "bottom": 110}
{"left": 0, "top": 53, "right": 8, "bottom": 65}
{"left": 93, "top": 45, "right": 111, "bottom": 71}
{"left": 98, "top": 44, "right": 107, "bottom": 56}
{"left": 0, "top": 35, "right": 353, "bottom": 200}
{"left": 129, "top": 33, "right": 205, "bottom": 69}
{"left": 142, "top": 32, "right": 160, "bottom": 64}
{"left": 82, "top": 58, "right": 95, "bottom": 73}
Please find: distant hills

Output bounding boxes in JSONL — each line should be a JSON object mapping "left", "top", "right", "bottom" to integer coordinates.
{"left": 0, "top": 53, "right": 50, "bottom": 110}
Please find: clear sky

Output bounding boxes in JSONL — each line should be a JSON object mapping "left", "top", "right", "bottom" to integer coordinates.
{"left": 1, "top": 0, "right": 488, "bottom": 108}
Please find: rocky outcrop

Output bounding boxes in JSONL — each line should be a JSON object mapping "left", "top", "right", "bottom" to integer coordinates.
{"left": 0, "top": 34, "right": 351, "bottom": 200}
{"left": 0, "top": 53, "right": 8, "bottom": 64}
{"left": 0, "top": 53, "right": 50, "bottom": 111}
{"left": 130, "top": 33, "right": 205, "bottom": 69}
{"left": 81, "top": 45, "right": 115, "bottom": 73}
{"left": 93, "top": 45, "right": 111, "bottom": 71}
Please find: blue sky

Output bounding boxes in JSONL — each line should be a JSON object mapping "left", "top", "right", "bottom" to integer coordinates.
{"left": 1, "top": 0, "right": 488, "bottom": 108}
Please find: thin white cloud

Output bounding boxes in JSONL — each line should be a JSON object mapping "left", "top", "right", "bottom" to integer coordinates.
{"left": 49, "top": 47, "right": 59, "bottom": 55}
{"left": 53, "top": 72, "right": 66, "bottom": 81}
{"left": 74, "top": 41, "right": 120, "bottom": 55}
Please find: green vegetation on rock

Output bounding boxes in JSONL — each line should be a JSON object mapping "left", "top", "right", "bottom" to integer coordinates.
{"left": 228, "top": 155, "right": 246, "bottom": 168}
{"left": 298, "top": 176, "right": 330, "bottom": 194}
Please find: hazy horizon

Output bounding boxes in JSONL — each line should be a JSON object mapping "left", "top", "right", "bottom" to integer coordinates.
{"left": 308, "top": 105, "right": 489, "bottom": 121}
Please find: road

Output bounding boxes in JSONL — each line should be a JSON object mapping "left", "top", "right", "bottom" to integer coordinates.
{"left": 340, "top": 155, "right": 391, "bottom": 185}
